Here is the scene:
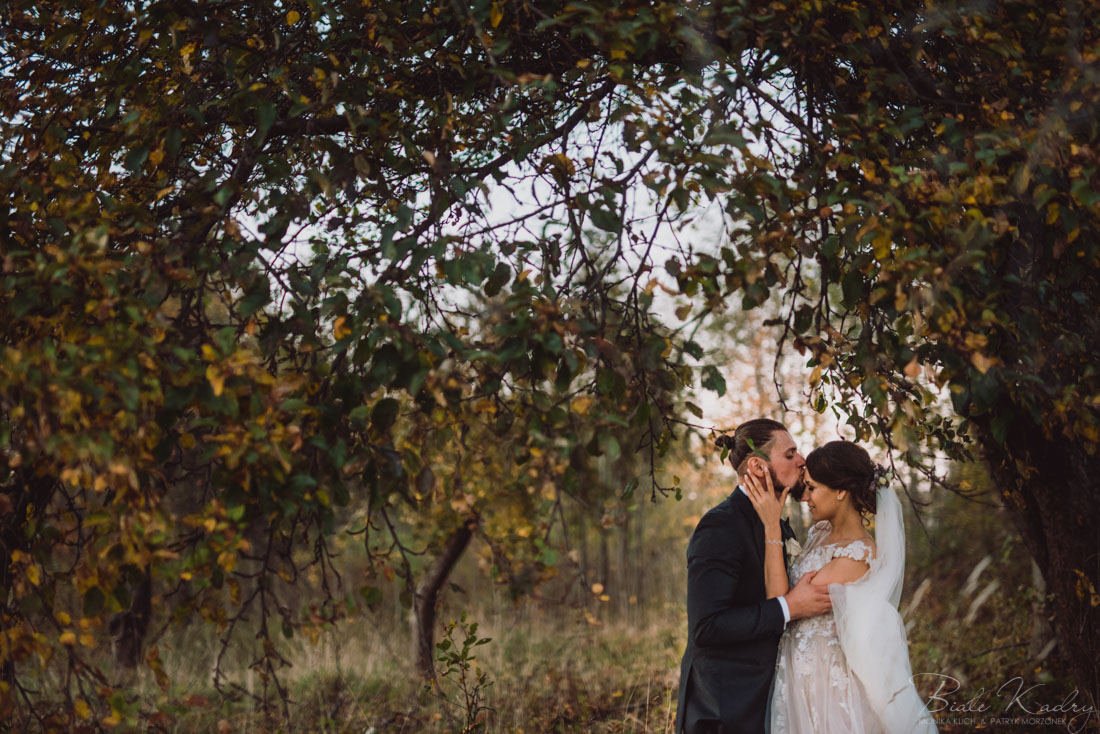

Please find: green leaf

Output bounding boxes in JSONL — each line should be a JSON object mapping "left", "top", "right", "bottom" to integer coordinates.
{"left": 701, "top": 366, "right": 726, "bottom": 396}
{"left": 254, "top": 98, "right": 276, "bottom": 144}
{"left": 371, "top": 398, "right": 400, "bottom": 432}
{"left": 484, "top": 261, "right": 511, "bottom": 296}
{"left": 598, "top": 431, "right": 621, "bottom": 462}
{"left": 124, "top": 146, "right": 149, "bottom": 173}
{"left": 589, "top": 204, "right": 622, "bottom": 232}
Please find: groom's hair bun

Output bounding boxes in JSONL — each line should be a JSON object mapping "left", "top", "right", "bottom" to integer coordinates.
{"left": 717, "top": 419, "right": 786, "bottom": 471}
{"left": 805, "top": 440, "right": 878, "bottom": 516}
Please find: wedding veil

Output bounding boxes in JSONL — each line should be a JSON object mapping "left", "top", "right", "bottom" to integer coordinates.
{"left": 830, "top": 485, "right": 938, "bottom": 733}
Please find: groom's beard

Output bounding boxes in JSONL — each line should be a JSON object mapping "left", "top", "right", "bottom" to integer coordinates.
{"left": 765, "top": 465, "right": 793, "bottom": 501}
{"left": 787, "top": 471, "right": 806, "bottom": 502}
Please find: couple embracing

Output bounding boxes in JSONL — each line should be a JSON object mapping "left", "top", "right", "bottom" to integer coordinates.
{"left": 676, "top": 419, "right": 938, "bottom": 734}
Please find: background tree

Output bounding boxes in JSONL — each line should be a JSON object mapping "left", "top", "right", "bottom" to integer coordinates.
{"left": 1, "top": 0, "right": 1098, "bottom": 724}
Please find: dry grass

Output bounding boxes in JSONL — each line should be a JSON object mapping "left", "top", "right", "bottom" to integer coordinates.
{"left": 12, "top": 464, "right": 1089, "bottom": 733}
{"left": 147, "top": 598, "right": 686, "bottom": 734}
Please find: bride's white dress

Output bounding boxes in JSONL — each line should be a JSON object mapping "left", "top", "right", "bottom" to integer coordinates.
{"left": 768, "top": 487, "right": 938, "bottom": 734}
{"left": 769, "top": 522, "right": 882, "bottom": 733}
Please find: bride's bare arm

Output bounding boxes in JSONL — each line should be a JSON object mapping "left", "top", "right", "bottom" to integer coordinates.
{"left": 810, "top": 548, "right": 875, "bottom": 586}
{"left": 743, "top": 468, "right": 790, "bottom": 598}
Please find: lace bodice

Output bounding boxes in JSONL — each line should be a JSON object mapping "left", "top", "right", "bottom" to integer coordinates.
{"left": 788, "top": 521, "right": 876, "bottom": 581}
{"left": 769, "top": 521, "right": 881, "bottom": 733}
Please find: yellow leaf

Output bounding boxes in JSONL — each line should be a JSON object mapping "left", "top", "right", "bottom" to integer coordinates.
{"left": 570, "top": 396, "right": 594, "bottom": 416}
{"left": 473, "top": 399, "right": 496, "bottom": 414}
{"left": 970, "top": 352, "right": 998, "bottom": 374}
{"left": 206, "top": 365, "right": 225, "bottom": 396}
{"left": 872, "top": 233, "right": 891, "bottom": 260}
{"left": 590, "top": 582, "right": 604, "bottom": 594}
{"left": 286, "top": 10, "right": 300, "bottom": 25}
{"left": 217, "top": 551, "right": 237, "bottom": 573}
{"left": 74, "top": 699, "right": 91, "bottom": 720}
{"left": 333, "top": 316, "right": 351, "bottom": 340}
{"left": 1046, "top": 202, "right": 1060, "bottom": 225}
{"left": 148, "top": 148, "right": 164, "bottom": 166}
{"left": 26, "top": 565, "right": 40, "bottom": 586}
{"left": 79, "top": 632, "right": 96, "bottom": 648}
{"left": 55, "top": 611, "right": 71, "bottom": 626}
{"left": 180, "top": 432, "right": 196, "bottom": 449}
{"left": 489, "top": 2, "right": 503, "bottom": 28}
{"left": 59, "top": 632, "right": 76, "bottom": 646}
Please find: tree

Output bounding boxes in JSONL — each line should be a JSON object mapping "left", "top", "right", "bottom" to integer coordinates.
{"left": 0, "top": 1, "right": 696, "bottom": 723}
{"left": 683, "top": 0, "right": 1100, "bottom": 707}
{"left": 1, "top": 0, "right": 1097, "bottom": 723}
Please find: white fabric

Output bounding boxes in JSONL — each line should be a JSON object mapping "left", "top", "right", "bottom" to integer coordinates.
{"left": 831, "top": 486, "right": 938, "bottom": 733}
{"left": 767, "top": 487, "right": 937, "bottom": 733}
{"left": 776, "top": 595, "right": 790, "bottom": 625}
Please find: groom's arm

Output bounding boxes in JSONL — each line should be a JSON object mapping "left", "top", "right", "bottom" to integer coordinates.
{"left": 686, "top": 514, "right": 785, "bottom": 647}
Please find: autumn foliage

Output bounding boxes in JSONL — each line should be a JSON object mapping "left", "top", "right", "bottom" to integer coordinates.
{"left": 1, "top": 0, "right": 1098, "bottom": 727}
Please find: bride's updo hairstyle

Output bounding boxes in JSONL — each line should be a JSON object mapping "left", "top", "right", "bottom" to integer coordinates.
{"left": 804, "top": 440, "right": 879, "bottom": 517}
{"left": 715, "top": 419, "right": 786, "bottom": 473}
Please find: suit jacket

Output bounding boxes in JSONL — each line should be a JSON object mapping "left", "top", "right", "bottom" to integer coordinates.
{"left": 676, "top": 490, "right": 786, "bottom": 734}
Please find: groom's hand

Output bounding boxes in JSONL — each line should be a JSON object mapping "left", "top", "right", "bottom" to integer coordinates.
{"left": 783, "top": 571, "right": 832, "bottom": 620}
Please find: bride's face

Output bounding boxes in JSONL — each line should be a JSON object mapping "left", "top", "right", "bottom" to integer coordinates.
{"left": 801, "top": 469, "right": 841, "bottom": 522}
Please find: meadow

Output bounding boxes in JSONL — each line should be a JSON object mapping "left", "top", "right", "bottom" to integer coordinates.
{"left": 96, "top": 459, "right": 1084, "bottom": 734}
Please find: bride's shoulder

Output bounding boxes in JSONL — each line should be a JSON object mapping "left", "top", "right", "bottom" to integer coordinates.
{"left": 835, "top": 535, "right": 877, "bottom": 563}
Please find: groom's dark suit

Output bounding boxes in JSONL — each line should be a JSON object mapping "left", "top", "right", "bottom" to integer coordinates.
{"left": 676, "top": 490, "right": 788, "bottom": 734}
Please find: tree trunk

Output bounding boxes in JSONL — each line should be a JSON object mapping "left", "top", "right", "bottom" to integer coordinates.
{"left": 578, "top": 511, "right": 590, "bottom": 602}
{"left": 977, "top": 416, "right": 1100, "bottom": 709}
{"left": 413, "top": 519, "right": 474, "bottom": 680}
{"left": 598, "top": 526, "right": 610, "bottom": 591}
{"left": 1, "top": 473, "right": 58, "bottom": 683}
{"left": 1027, "top": 558, "right": 1054, "bottom": 661}
{"left": 633, "top": 493, "right": 646, "bottom": 607}
{"left": 108, "top": 567, "right": 152, "bottom": 669}
{"left": 618, "top": 510, "right": 630, "bottom": 618}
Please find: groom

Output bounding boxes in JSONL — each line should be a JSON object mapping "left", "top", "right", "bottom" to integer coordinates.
{"left": 676, "top": 418, "right": 832, "bottom": 734}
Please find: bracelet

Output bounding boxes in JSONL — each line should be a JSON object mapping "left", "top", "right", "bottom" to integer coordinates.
{"left": 765, "top": 539, "right": 784, "bottom": 545}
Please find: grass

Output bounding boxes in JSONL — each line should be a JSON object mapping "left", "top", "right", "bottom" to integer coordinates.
{"left": 144, "top": 599, "right": 686, "bottom": 733}
{"left": 10, "top": 466, "right": 1091, "bottom": 732}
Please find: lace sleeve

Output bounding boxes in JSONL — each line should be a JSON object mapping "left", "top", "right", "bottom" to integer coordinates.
{"left": 807, "top": 521, "right": 830, "bottom": 543}
{"left": 833, "top": 540, "right": 875, "bottom": 564}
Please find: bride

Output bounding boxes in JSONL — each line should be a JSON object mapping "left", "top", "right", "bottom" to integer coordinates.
{"left": 743, "top": 440, "right": 937, "bottom": 734}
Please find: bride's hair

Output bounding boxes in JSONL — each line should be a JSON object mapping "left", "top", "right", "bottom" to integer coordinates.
{"left": 715, "top": 419, "right": 786, "bottom": 472}
{"left": 805, "top": 441, "right": 879, "bottom": 516}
